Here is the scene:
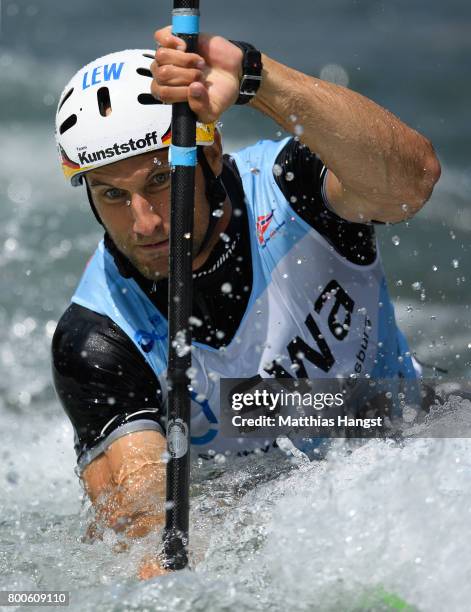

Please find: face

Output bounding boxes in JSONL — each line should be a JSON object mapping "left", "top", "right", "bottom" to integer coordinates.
{"left": 87, "top": 149, "right": 211, "bottom": 281}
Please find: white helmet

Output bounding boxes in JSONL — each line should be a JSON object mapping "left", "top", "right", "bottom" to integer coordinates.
{"left": 55, "top": 49, "right": 214, "bottom": 186}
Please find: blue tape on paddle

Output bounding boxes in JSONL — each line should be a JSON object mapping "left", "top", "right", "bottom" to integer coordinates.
{"left": 172, "top": 14, "right": 200, "bottom": 35}
{"left": 170, "top": 145, "right": 197, "bottom": 167}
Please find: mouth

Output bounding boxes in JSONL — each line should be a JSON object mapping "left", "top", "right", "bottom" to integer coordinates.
{"left": 138, "top": 239, "right": 169, "bottom": 252}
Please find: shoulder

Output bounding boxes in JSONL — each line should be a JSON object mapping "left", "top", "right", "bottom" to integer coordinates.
{"left": 229, "top": 137, "right": 291, "bottom": 174}
{"left": 275, "top": 139, "right": 377, "bottom": 266}
{"left": 52, "top": 303, "right": 123, "bottom": 364}
{"left": 52, "top": 303, "right": 154, "bottom": 385}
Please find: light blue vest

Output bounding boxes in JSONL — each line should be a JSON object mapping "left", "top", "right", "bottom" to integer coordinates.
{"left": 73, "top": 138, "right": 417, "bottom": 455}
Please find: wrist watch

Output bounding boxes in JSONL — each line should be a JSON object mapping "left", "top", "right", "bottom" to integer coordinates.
{"left": 229, "top": 40, "right": 263, "bottom": 105}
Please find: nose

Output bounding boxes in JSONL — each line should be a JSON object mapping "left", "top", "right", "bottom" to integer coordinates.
{"left": 130, "top": 192, "right": 162, "bottom": 236}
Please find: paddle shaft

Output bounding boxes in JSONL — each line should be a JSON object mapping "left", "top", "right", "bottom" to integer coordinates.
{"left": 163, "top": 0, "right": 200, "bottom": 571}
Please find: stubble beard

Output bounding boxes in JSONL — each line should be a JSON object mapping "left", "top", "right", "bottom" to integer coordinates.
{"left": 113, "top": 233, "right": 206, "bottom": 283}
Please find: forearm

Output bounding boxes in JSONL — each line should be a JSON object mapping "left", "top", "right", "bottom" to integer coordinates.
{"left": 83, "top": 432, "right": 169, "bottom": 579}
{"left": 251, "top": 55, "right": 440, "bottom": 217}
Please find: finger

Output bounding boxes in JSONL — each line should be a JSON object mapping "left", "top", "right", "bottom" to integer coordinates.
{"left": 187, "top": 82, "right": 213, "bottom": 123}
{"left": 151, "top": 81, "right": 189, "bottom": 104}
{"left": 154, "top": 65, "right": 204, "bottom": 88}
{"left": 154, "top": 25, "right": 186, "bottom": 51}
{"left": 155, "top": 47, "right": 205, "bottom": 70}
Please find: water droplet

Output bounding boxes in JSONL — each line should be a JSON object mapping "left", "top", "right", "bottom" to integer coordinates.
{"left": 319, "top": 64, "right": 349, "bottom": 87}
{"left": 185, "top": 367, "right": 197, "bottom": 379}
{"left": 411, "top": 281, "right": 422, "bottom": 291}
{"left": 401, "top": 204, "right": 409, "bottom": 212}
{"left": 221, "top": 282, "right": 232, "bottom": 294}
{"left": 189, "top": 316, "right": 203, "bottom": 327}
{"left": 184, "top": 232, "right": 191, "bottom": 239}
{"left": 294, "top": 124, "right": 304, "bottom": 136}
{"left": 283, "top": 273, "right": 289, "bottom": 279}
{"left": 392, "top": 235, "right": 400, "bottom": 246}
{"left": 43, "top": 93, "right": 55, "bottom": 106}
{"left": 44, "top": 320, "right": 57, "bottom": 338}
{"left": 396, "top": 280, "right": 403, "bottom": 287}
{"left": 452, "top": 259, "right": 459, "bottom": 269}
{"left": 290, "top": 195, "right": 298, "bottom": 204}
{"left": 219, "top": 233, "right": 230, "bottom": 243}
{"left": 286, "top": 171, "right": 295, "bottom": 182}
{"left": 4, "top": 237, "right": 18, "bottom": 253}
{"left": 18, "top": 391, "right": 31, "bottom": 406}
{"left": 172, "top": 330, "right": 191, "bottom": 357}
{"left": 432, "top": 265, "right": 438, "bottom": 272}
{"left": 214, "top": 453, "right": 226, "bottom": 464}
{"left": 273, "top": 164, "right": 283, "bottom": 177}
{"left": 107, "top": 397, "right": 116, "bottom": 405}
{"left": 212, "top": 208, "right": 224, "bottom": 218}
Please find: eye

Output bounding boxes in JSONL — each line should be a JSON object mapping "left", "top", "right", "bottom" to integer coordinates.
{"left": 104, "top": 187, "right": 125, "bottom": 200}
{"left": 150, "top": 172, "right": 171, "bottom": 187}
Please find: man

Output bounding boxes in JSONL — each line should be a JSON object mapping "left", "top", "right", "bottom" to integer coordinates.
{"left": 52, "top": 27, "right": 440, "bottom": 578}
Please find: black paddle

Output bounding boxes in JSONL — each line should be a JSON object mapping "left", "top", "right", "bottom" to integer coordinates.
{"left": 163, "top": 0, "right": 200, "bottom": 571}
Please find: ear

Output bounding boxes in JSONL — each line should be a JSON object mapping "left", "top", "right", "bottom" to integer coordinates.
{"left": 203, "top": 129, "right": 223, "bottom": 177}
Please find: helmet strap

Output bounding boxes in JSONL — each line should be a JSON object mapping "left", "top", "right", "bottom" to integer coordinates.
{"left": 196, "top": 146, "right": 228, "bottom": 256}
{"left": 85, "top": 179, "right": 105, "bottom": 226}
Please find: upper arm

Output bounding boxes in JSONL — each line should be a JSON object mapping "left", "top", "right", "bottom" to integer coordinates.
{"left": 52, "top": 303, "right": 165, "bottom": 465}
{"left": 273, "top": 138, "right": 377, "bottom": 265}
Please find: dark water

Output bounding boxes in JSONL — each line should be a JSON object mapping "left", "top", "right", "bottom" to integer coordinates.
{"left": 0, "top": 1, "right": 470, "bottom": 610}
{"left": 2, "top": 0, "right": 470, "bottom": 168}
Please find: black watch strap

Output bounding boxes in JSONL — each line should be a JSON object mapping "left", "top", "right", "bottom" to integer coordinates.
{"left": 229, "top": 40, "right": 263, "bottom": 105}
